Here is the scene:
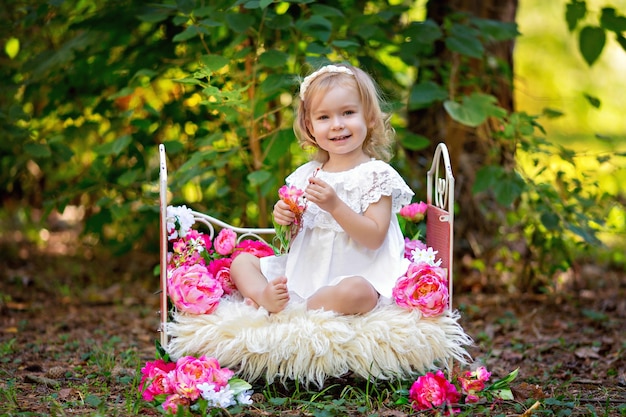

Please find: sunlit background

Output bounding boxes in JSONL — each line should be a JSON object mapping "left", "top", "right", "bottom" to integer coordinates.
{"left": 515, "top": 0, "right": 626, "bottom": 252}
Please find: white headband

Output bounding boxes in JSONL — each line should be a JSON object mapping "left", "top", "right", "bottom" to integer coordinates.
{"left": 299, "top": 65, "right": 354, "bottom": 100}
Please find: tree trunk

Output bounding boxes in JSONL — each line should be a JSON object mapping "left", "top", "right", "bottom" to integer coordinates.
{"left": 408, "top": 0, "right": 519, "bottom": 271}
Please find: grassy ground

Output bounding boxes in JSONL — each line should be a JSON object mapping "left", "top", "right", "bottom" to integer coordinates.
{"left": 0, "top": 228, "right": 625, "bottom": 416}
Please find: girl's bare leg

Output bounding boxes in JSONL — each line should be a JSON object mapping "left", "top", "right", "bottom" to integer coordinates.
{"left": 230, "top": 253, "right": 290, "bottom": 313}
{"left": 306, "top": 276, "right": 378, "bottom": 314}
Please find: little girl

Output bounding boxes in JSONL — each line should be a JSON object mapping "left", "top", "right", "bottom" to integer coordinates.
{"left": 231, "top": 63, "right": 414, "bottom": 314}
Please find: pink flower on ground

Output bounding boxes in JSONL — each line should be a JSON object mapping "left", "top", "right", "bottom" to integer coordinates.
{"left": 233, "top": 240, "right": 275, "bottom": 258}
{"left": 459, "top": 366, "right": 491, "bottom": 403}
{"left": 168, "top": 356, "right": 234, "bottom": 401}
{"left": 393, "top": 263, "right": 449, "bottom": 317}
{"left": 162, "top": 394, "right": 190, "bottom": 413}
{"left": 214, "top": 228, "right": 237, "bottom": 255}
{"left": 208, "top": 257, "right": 234, "bottom": 295}
{"left": 409, "top": 370, "right": 460, "bottom": 412}
{"left": 404, "top": 237, "right": 427, "bottom": 260}
{"left": 472, "top": 366, "right": 492, "bottom": 382}
{"left": 399, "top": 201, "right": 427, "bottom": 222}
{"left": 168, "top": 264, "right": 224, "bottom": 314}
{"left": 139, "top": 359, "right": 176, "bottom": 401}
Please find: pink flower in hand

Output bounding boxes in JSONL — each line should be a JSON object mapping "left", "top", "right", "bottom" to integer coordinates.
{"left": 409, "top": 370, "right": 460, "bottom": 412}
{"left": 399, "top": 201, "right": 427, "bottom": 222}
{"left": 214, "top": 228, "right": 237, "bottom": 255}
{"left": 168, "top": 264, "right": 224, "bottom": 314}
{"left": 139, "top": 359, "right": 176, "bottom": 401}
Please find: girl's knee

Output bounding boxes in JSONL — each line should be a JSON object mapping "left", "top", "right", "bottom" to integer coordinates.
{"left": 231, "top": 253, "right": 258, "bottom": 275}
{"left": 339, "top": 277, "right": 378, "bottom": 307}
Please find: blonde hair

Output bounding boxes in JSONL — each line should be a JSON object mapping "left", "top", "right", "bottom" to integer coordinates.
{"left": 293, "top": 64, "right": 394, "bottom": 163}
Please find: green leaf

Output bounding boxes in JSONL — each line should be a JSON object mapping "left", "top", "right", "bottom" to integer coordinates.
{"left": 84, "top": 394, "right": 102, "bottom": 407}
{"left": 489, "top": 388, "right": 514, "bottom": 401}
{"left": 117, "top": 170, "right": 139, "bottom": 187}
{"left": 24, "top": 143, "right": 52, "bottom": 158}
{"left": 94, "top": 135, "right": 132, "bottom": 156}
{"left": 473, "top": 165, "right": 503, "bottom": 193}
{"left": 404, "top": 20, "right": 442, "bottom": 45}
{"left": 264, "top": 129, "right": 294, "bottom": 163}
{"left": 583, "top": 93, "right": 601, "bottom": 108}
{"left": 200, "top": 54, "right": 230, "bottom": 72}
{"left": 444, "top": 93, "right": 506, "bottom": 127}
{"left": 408, "top": 81, "right": 448, "bottom": 110}
{"left": 259, "top": 49, "right": 289, "bottom": 68}
{"left": 310, "top": 4, "right": 344, "bottom": 17}
{"left": 487, "top": 368, "right": 519, "bottom": 390}
{"left": 540, "top": 212, "right": 560, "bottom": 231}
{"left": 331, "top": 39, "right": 360, "bottom": 50}
{"left": 5, "top": 37, "right": 19, "bottom": 59}
{"left": 173, "top": 25, "right": 206, "bottom": 42}
{"left": 565, "top": 0, "right": 587, "bottom": 31}
{"left": 176, "top": 0, "right": 195, "bottom": 15}
{"left": 616, "top": 33, "right": 626, "bottom": 53}
{"left": 174, "top": 77, "right": 202, "bottom": 85}
{"left": 296, "top": 15, "right": 332, "bottom": 42}
{"left": 400, "top": 134, "right": 431, "bottom": 151}
{"left": 446, "top": 24, "right": 483, "bottom": 58}
{"left": 493, "top": 171, "right": 526, "bottom": 206}
{"left": 566, "top": 223, "right": 601, "bottom": 245}
{"left": 542, "top": 107, "right": 564, "bottom": 118}
{"left": 600, "top": 7, "right": 626, "bottom": 32}
{"left": 579, "top": 26, "right": 606, "bottom": 66}
{"left": 226, "top": 13, "right": 256, "bottom": 33}
{"left": 247, "top": 170, "right": 272, "bottom": 186}
{"left": 470, "top": 17, "right": 519, "bottom": 41}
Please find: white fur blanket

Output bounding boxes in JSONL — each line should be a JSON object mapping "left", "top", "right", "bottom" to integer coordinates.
{"left": 166, "top": 299, "right": 472, "bottom": 387}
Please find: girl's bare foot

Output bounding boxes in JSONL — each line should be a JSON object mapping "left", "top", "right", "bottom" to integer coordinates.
{"left": 243, "top": 297, "right": 259, "bottom": 309}
{"left": 257, "top": 276, "right": 289, "bottom": 313}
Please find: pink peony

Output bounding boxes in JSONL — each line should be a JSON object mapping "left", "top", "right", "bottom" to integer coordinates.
{"left": 168, "top": 264, "right": 224, "bottom": 314}
{"left": 214, "top": 228, "right": 237, "bottom": 255}
{"left": 162, "top": 394, "right": 190, "bottom": 413}
{"left": 233, "top": 240, "right": 275, "bottom": 259}
{"left": 399, "top": 201, "right": 427, "bottom": 222}
{"left": 208, "top": 257, "right": 235, "bottom": 295}
{"left": 404, "top": 237, "right": 427, "bottom": 260}
{"left": 409, "top": 370, "right": 460, "bottom": 412}
{"left": 393, "top": 263, "right": 449, "bottom": 317}
{"left": 168, "top": 356, "right": 234, "bottom": 401}
{"left": 139, "top": 359, "right": 176, "bottom": 401}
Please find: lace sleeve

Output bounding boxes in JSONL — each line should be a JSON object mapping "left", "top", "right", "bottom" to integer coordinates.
{"left": 347, "top": 161, "right": 414, "bottom": 213}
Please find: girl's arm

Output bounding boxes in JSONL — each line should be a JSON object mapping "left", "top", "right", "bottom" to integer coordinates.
{"left": 305, "top": 177, "right": 391, "bottom": 250}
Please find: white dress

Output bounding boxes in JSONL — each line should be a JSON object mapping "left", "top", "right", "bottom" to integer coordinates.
{"left": 260, "top": 160, "right": 414, "bottom": 300}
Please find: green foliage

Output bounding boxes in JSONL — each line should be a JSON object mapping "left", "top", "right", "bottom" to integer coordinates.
{"left": 1, "top": 0, "right": 622, "bottom": 292}
{"left": 565, "top": 0, "right": 626, "bottom": 65}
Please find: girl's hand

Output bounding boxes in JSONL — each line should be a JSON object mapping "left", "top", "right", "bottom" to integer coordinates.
{"left": 305, "top": 177, "right": 339, "bottom": 212}
{"left": 273, "top": 200, "right": 296, "bottom": 226}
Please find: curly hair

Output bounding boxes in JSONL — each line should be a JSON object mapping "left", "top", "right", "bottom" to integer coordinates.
{"left": 293, "top": 64, "right": 394, "bottom": 163}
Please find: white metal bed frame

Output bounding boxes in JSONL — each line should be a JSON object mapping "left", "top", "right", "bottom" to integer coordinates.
{"left": 158, "top": 142, "right": 455, "bottom": 349}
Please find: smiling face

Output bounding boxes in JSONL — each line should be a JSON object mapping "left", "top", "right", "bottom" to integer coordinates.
{"left": 305, "top": 82, "right": 369, "bottom": 165}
